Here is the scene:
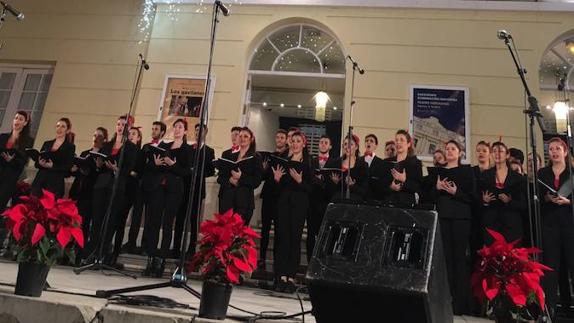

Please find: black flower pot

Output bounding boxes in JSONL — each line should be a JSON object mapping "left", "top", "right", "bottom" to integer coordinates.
{"left": 14, "top": 262, "right": 50, "bottom": 297}
{"left": 199, "top": 280, "right": 232, "bottom": 320}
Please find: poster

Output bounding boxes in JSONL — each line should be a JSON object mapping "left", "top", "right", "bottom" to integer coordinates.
{"left": 158, "top": 74, "right": 213, "bottom": 141}
{"left": 410, "top": 85, "right": 470, "bottom": 162}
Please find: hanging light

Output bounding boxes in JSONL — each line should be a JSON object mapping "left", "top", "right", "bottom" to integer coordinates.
{"left": 314, "top": 91, "right": 329, "bottom": 122}
{"left": 552, "top": 100, "right": 570, "bottom": 133}
{"left": 566, "top": 40, "right": 574, "bottom": 55}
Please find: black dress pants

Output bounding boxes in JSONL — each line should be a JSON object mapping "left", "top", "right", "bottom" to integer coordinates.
{"left": 86, "top": 187, "right": 124, "bottom": 257}
{"left": 542, "top": 225, "right": 574, "bottom": 310}
{"left": 259, "top": 195, "right": 277, "bottom": 262}
{"left": 274, "top": 190, "right": 308, "bottom": 278}
{"left": 439, "top": 218, "right": 471, "bottom": 315}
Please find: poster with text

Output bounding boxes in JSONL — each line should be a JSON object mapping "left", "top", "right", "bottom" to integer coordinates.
{"left": 159, "top": 75, "right": 212, "bottom": 141}
{"left": 410, "top": 85, "right": 470, "bottom": 162}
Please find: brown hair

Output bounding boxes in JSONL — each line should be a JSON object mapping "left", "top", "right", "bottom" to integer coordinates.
{"left": 59, "top": 117, "right": 75, "bottom": 144}
{"left": 396, "top": 129, "right": 415, "bottom": 157}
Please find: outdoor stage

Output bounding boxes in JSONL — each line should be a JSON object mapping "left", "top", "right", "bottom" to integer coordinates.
{"left": 0, "top": 260, "right": 491, "bottom": 323}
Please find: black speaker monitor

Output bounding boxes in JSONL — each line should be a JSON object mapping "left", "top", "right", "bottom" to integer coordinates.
{"left": 306, "top": 203, "right": 452, "bottom": 323}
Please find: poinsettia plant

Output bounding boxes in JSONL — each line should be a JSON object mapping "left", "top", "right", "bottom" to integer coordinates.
{"left": 2, "top": 189, "right": 84, "bottom": 266}
{"left": 471, "top": 229, "right": 551, "bottom": 322}
{"left": 188, "top": 209, "right": 260, "bottom": 284}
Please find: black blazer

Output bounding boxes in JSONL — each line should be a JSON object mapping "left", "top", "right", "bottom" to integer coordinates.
{"left": 190, "top": 144, "right": 216, "bottom": 199}
{"left": 325, "top": 157, "right": 369, "bottom": 201}
{"left": 260, "top": 150, "right": 289, "bottom": 200}
{"left": 427, "top": 165, "right": 476, "bottom": 219}
{"left": 217, "top": 151, "right": 263, "bottom": 211}
{"left": 382, "top": 155, "right": 423, "bottom": 206}
{"left": 310, "top": 154, "right": 338, "bottom": 203}
{"left": 93, "top": 140, "right": 137, "bottom": 191}
{"left": 69, "top": 148, "right": 99, "bottom": 201}
{"left": 538, "top": 166, "right": 574, "bottom": 228}
{"left": 359, "top": 155, "right": 386, "bottom": 201}
{"left": 32, "top": 139, "right": 75, "bottom": 197}
{"left": 0, "top": 132, "right": 32, "bottom": 173}
{"left": 276, "top": 154, "right": 313, "bottom": 193}
{"left": 141, "top": 141, "right": 192, "bottom": 193}
{"left": 478, "top": 167, "right": 527, "bottom": 240}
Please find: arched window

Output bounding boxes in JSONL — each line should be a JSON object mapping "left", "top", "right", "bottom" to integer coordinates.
{"left": 249, "top": 24, "right": 345, "bottom": 75}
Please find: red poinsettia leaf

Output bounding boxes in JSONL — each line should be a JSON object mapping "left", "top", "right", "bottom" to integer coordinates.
{"left": 242, "top": 226, "right": 261, "bottom": 239}
{"left": 246, "top": 246, "right": 258, "bottom": 268}
{"left": 12, "top": 221, "right": 23, "bottom": 241}
{"left": 486, "top": 228, "right": 507, "bottom": 243}
{"left": 483, "top": 277, "right": 501, "bottom": 300}
{"left": 231, "top": 255, "right": 251, "bottom": 272}
{"left": 56, "top": 227, "right": 71, "bottom": 248}
{"left": 70, "top": 227, "right": 84, "bottom": 248}
{"left": 39, "top": 189, "right": 56, "bottom": 210}
{"left": 506, "top": 282, "right": 527, "bottom": 306}
{"left": 226, "top": 266, "right": 240, "bottom": 284}
{"left": 31, "top": 223, "right": 46, "bottom": 245}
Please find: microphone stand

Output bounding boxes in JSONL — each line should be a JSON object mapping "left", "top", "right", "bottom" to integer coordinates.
{"left": 344, "top": 56, "right": 363, "bottom": 199}
{"left": 93, "top": 1, "right": 227, "bottom": 298}
{"left": 73, "top": 54, "right": 148, "bottom": 278}
{"left": 500, "top": 34, "right": 545, "bottom": 254}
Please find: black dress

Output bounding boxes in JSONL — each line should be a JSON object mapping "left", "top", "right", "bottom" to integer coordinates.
{"left": 216, "top": 151, "right": 263, "bottom": 225}
{"left": 31, "top": 139, "right": 75, "bottom": 198}
{"left": 478, "top": 167, "right": 526, "bottom": 243}
{"left": 274, "top": 154, "right": 312, "bottom": 278}
{"left": 0, "top": 133, "right": 32, "bottom": 212}
{"left": 538, "top": 166, "right": 574, "bottom": 311}
{"left": 428, "top": 165, "right": 475, "bottom": 315}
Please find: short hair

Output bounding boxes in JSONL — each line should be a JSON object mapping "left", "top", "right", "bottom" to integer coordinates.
{"left": 320, "top": 135, "right": 331, "bottom": 142}
{"left": 508, "top": 148, "right": 525, "bottom": 164}
{"left": 365, "top": 134, "right": 378, "bottom": 145}
{"left": 288, "top": 127, "right": 299, "bottom": 133}
{"left": 195, "top": 123, "right": 208, "bottom": 132}
{"left": 152, "top": 121, "right": 167, "bottom": 135}
{"left": 276, "top": 129, "right": 287, "bottom": 136}
{"left": 384, "top": 140, "right": 395, "bottom": 147}
{"left": 231, "top": 126, "right": 242, "bottom": 132}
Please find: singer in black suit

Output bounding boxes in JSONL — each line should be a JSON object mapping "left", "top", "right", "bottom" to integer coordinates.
{"left": 427, "top": 141, "right": 475, "bottom": 315}
{"left": 257, "top": 129, "right": 288, "bottom": 269}
{"left": 479, "top": 141, "right": 526, "bottom": 244}
{"left": 85, "top": 115, "right": 137, "bottom": 263}
{"left": 538, "top": 138, "right": 574, "bottom": 315}
{"left": 141, "top": 119, "right": 191, "bottom": 277}
{"left": 272, "top": 131, "right": 312, "bottom": 293}
{"left": 31, "top": 117, "right": 76, "bottom": 198}
{"left": 359, "top": 134, "right": 387, "bottom": 201}
{"left": 0, "top": 111, "right": 33, "bottom": 243}
{"left": 172, "top": 123, "right": 216, "bottom": 259}
{"left": 217, "top": 127, "right": 263, "bottom": 225}
{"left": 381, "top": 130, "right": 422, "bottom": 206}
{"left": 326, "top": 134, "right": 369, "bottom": 201}
{"left": 307, "top": 135, "right": 335, "bottom": 261}
{"left": 69, "top": 127, "right": 108, "bottom": 251}
{"left": 0, "top": 111, "right": 33, "bottom": 213}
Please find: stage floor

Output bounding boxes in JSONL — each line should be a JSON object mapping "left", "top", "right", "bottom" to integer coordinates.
{"left": 0, "top": 260, "right": 492, "bottom": 323}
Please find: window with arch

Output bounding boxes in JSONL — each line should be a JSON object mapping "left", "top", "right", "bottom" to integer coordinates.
{"left": 249, "top": 24, "right": 345, "bottom": 75}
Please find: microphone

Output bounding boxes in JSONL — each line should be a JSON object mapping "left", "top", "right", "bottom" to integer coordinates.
{"left": 497, "top": 30, "right": 512, "bottom": 40}
{"left": 347, "top": 55, "right": 365, "bottom": 74}
{"left": 0, "top": 1, "right": 23, "bottom": 20}
{"left": 139, "top": 54, "right": 150, "bottom": 70}
{"left": 215, "top": 1, "right": 230, "bottom": 16}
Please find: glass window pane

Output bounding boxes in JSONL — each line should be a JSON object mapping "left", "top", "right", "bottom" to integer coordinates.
{"left": 18, "top": 92, "right": 36, "bottom": 109}
{"left": 0, "top": 73, "right": 16, "bottom": 90}
{"left": 319, "top": 44, "right": 346, "bottom": 74}
{"left": 40, "top": 74, "right": 53, "bottom": 92}
{"left": 34, "top": 92, "right": 47, "bottom": 109}
{"left": 274, "top": 49, "right": 321, "bottom": 73}
{"left": 268, "top": 25, "right": 300, "bottom": 52}
{"left": 0, "top": 91, "right": 10, "bottom": 108}
{"left": 24, "top": 74, "right": 42, "bottom": 91}
{"left": 249, "top": 39, "right": 279, "bottom": 71}
{"left": 301, "top": 26, "right": 333, "bottom": 54}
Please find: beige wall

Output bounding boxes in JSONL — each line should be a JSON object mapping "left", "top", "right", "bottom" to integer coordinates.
{"left": 0, "top": 0, "right": 150, "bottom": 150}
{"left": 0, "top": 1, "right": 572, "bottom": 220}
